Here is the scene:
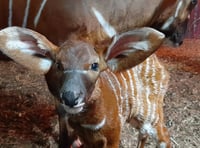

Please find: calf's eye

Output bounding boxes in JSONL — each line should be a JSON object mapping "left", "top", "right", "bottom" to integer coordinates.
{"left": 55, "top": 62, "right": 63, "bottom": 70}
{"left": 90, "top": 63, "right": 99, "bottom": 71}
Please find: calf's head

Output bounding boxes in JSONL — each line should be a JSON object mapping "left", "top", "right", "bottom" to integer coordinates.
{"left": 0, "top": 27, "right": 165, "bottom": 115}
{"left": 45, "top": 40, "right": 100, "bottom": 113}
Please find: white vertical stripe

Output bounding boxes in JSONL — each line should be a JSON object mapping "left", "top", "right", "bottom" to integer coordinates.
{"left": 110, "top": 71, "right": 130, "bottom": 119}
{"left": 160, "top": 65, "right": 167, "bottom": 95}
{"left": 145, "top": 86, "right": 151, "bottom": 122}
{"left": 143, "top": 59, "right": 151, "bottom": 122}
{"left": 151, "top": 56, "right": 159, "bottom": 94}
{"left": 22, "top": 0, "right": 31, "bottom": 28}
{"left": 109, "top": 71, "right": 124, "bottom": 123}
{"left": 144, "top": 58, "right": 150, "bottom": 79}
{"left": 110, "top": 72, "right": 122, "bottom": 99}
{"left": 131, "top": 69, "right": 140, "bottom": 115}
{"left": 107, "top": 71, "right": 124, "bottom": 119}
{"left": 102, "top": 72, "right": 120, "bottom": 103}
{"left": 120, "top": 72, "right": 129, "bottom": 117}
{"left": 91, "top": 7, "right": 116, "bottom": 38}
{"left": 34, "top": 0, "right": 47, "bottom": 28}
{"left": 154, "top": 114, "right": 160, "bottom": 125}
{"left": 150, "top": 57, "right": 158, "bottom": 124}
{"left": 120, "top": 73, "right": 128, "bottom": 99}
{"left": 102, "top": 71, "right": 123, "bottom": 123}
{"left": 8, "top": 0, "right": 13, "bottom": 26}
{"left": 150, "top": 103, "right": 156, "bottom": 123}
{"left": 127, "top": 70, "right": 136, "bottom": 116}
{"left": 109, "top": 72, "right": 123, "bottom": 109}
{"left": 127, "top": 70, "right": 135, "bottom": 100}
{"left": 136, "top": 65, "right": 144, "bottom": 117}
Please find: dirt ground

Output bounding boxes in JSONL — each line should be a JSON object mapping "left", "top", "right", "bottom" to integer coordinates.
{"left": 0, "top": 39, "right": 199, "bottom": 148}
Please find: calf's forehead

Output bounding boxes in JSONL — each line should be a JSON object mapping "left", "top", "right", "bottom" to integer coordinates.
{"left": 56, "top": 41, "right": 99, "bottom": 68}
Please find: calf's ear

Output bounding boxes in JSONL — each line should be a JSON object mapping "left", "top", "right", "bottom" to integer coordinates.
{"left": 0, "top": 27, "right": 58, "bottom": 74}
{"left": 104, "top": 27, "right": 165, "bottom": 72}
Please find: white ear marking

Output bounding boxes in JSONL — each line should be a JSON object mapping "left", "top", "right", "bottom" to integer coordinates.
{"left": 0, "top": 26, "right": 57, "bottom": 74}
{"left": 92, "top": 7, "right": 116, "bottom": 38}
{"left": 19, "top": 48, "right": 36, "bottom": 55}
{"left": 128, "top": 41, "right": 149, "bottom": 51}
{"left": 6, "top": 40, "right": 35, "bottom": 53}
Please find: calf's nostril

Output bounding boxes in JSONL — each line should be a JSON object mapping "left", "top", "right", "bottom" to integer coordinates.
{"left": 61, "top": 91, "right": 80, "bottom": 107}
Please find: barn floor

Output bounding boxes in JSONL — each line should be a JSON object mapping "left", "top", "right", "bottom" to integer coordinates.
{"left": 0, "top": 39, "right": 200, "bottom": 148}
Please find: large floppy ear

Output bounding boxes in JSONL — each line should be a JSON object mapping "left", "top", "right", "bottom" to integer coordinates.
{"left": 104, "top": 27, "right": 165, "bottom": 72}
{"left": 0, "top": 27, "right": 58, "bottom": 74}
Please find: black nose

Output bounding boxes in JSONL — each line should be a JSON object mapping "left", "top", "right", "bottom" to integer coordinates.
{"left": 61, "top": 91, "right": 79, "bottom": 107}
{"left": 170, "top": 33, "right": 183, "bottom": 46}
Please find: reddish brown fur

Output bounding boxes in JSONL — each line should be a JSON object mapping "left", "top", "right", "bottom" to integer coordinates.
{"left": 0, "top": 0, "right": 195, "bottom": 46}
{"left": 69, "top": 81, "right": 121, "bottom": 148}
{"left": 0, "top": 1, "right": 197, "bottom": 148}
